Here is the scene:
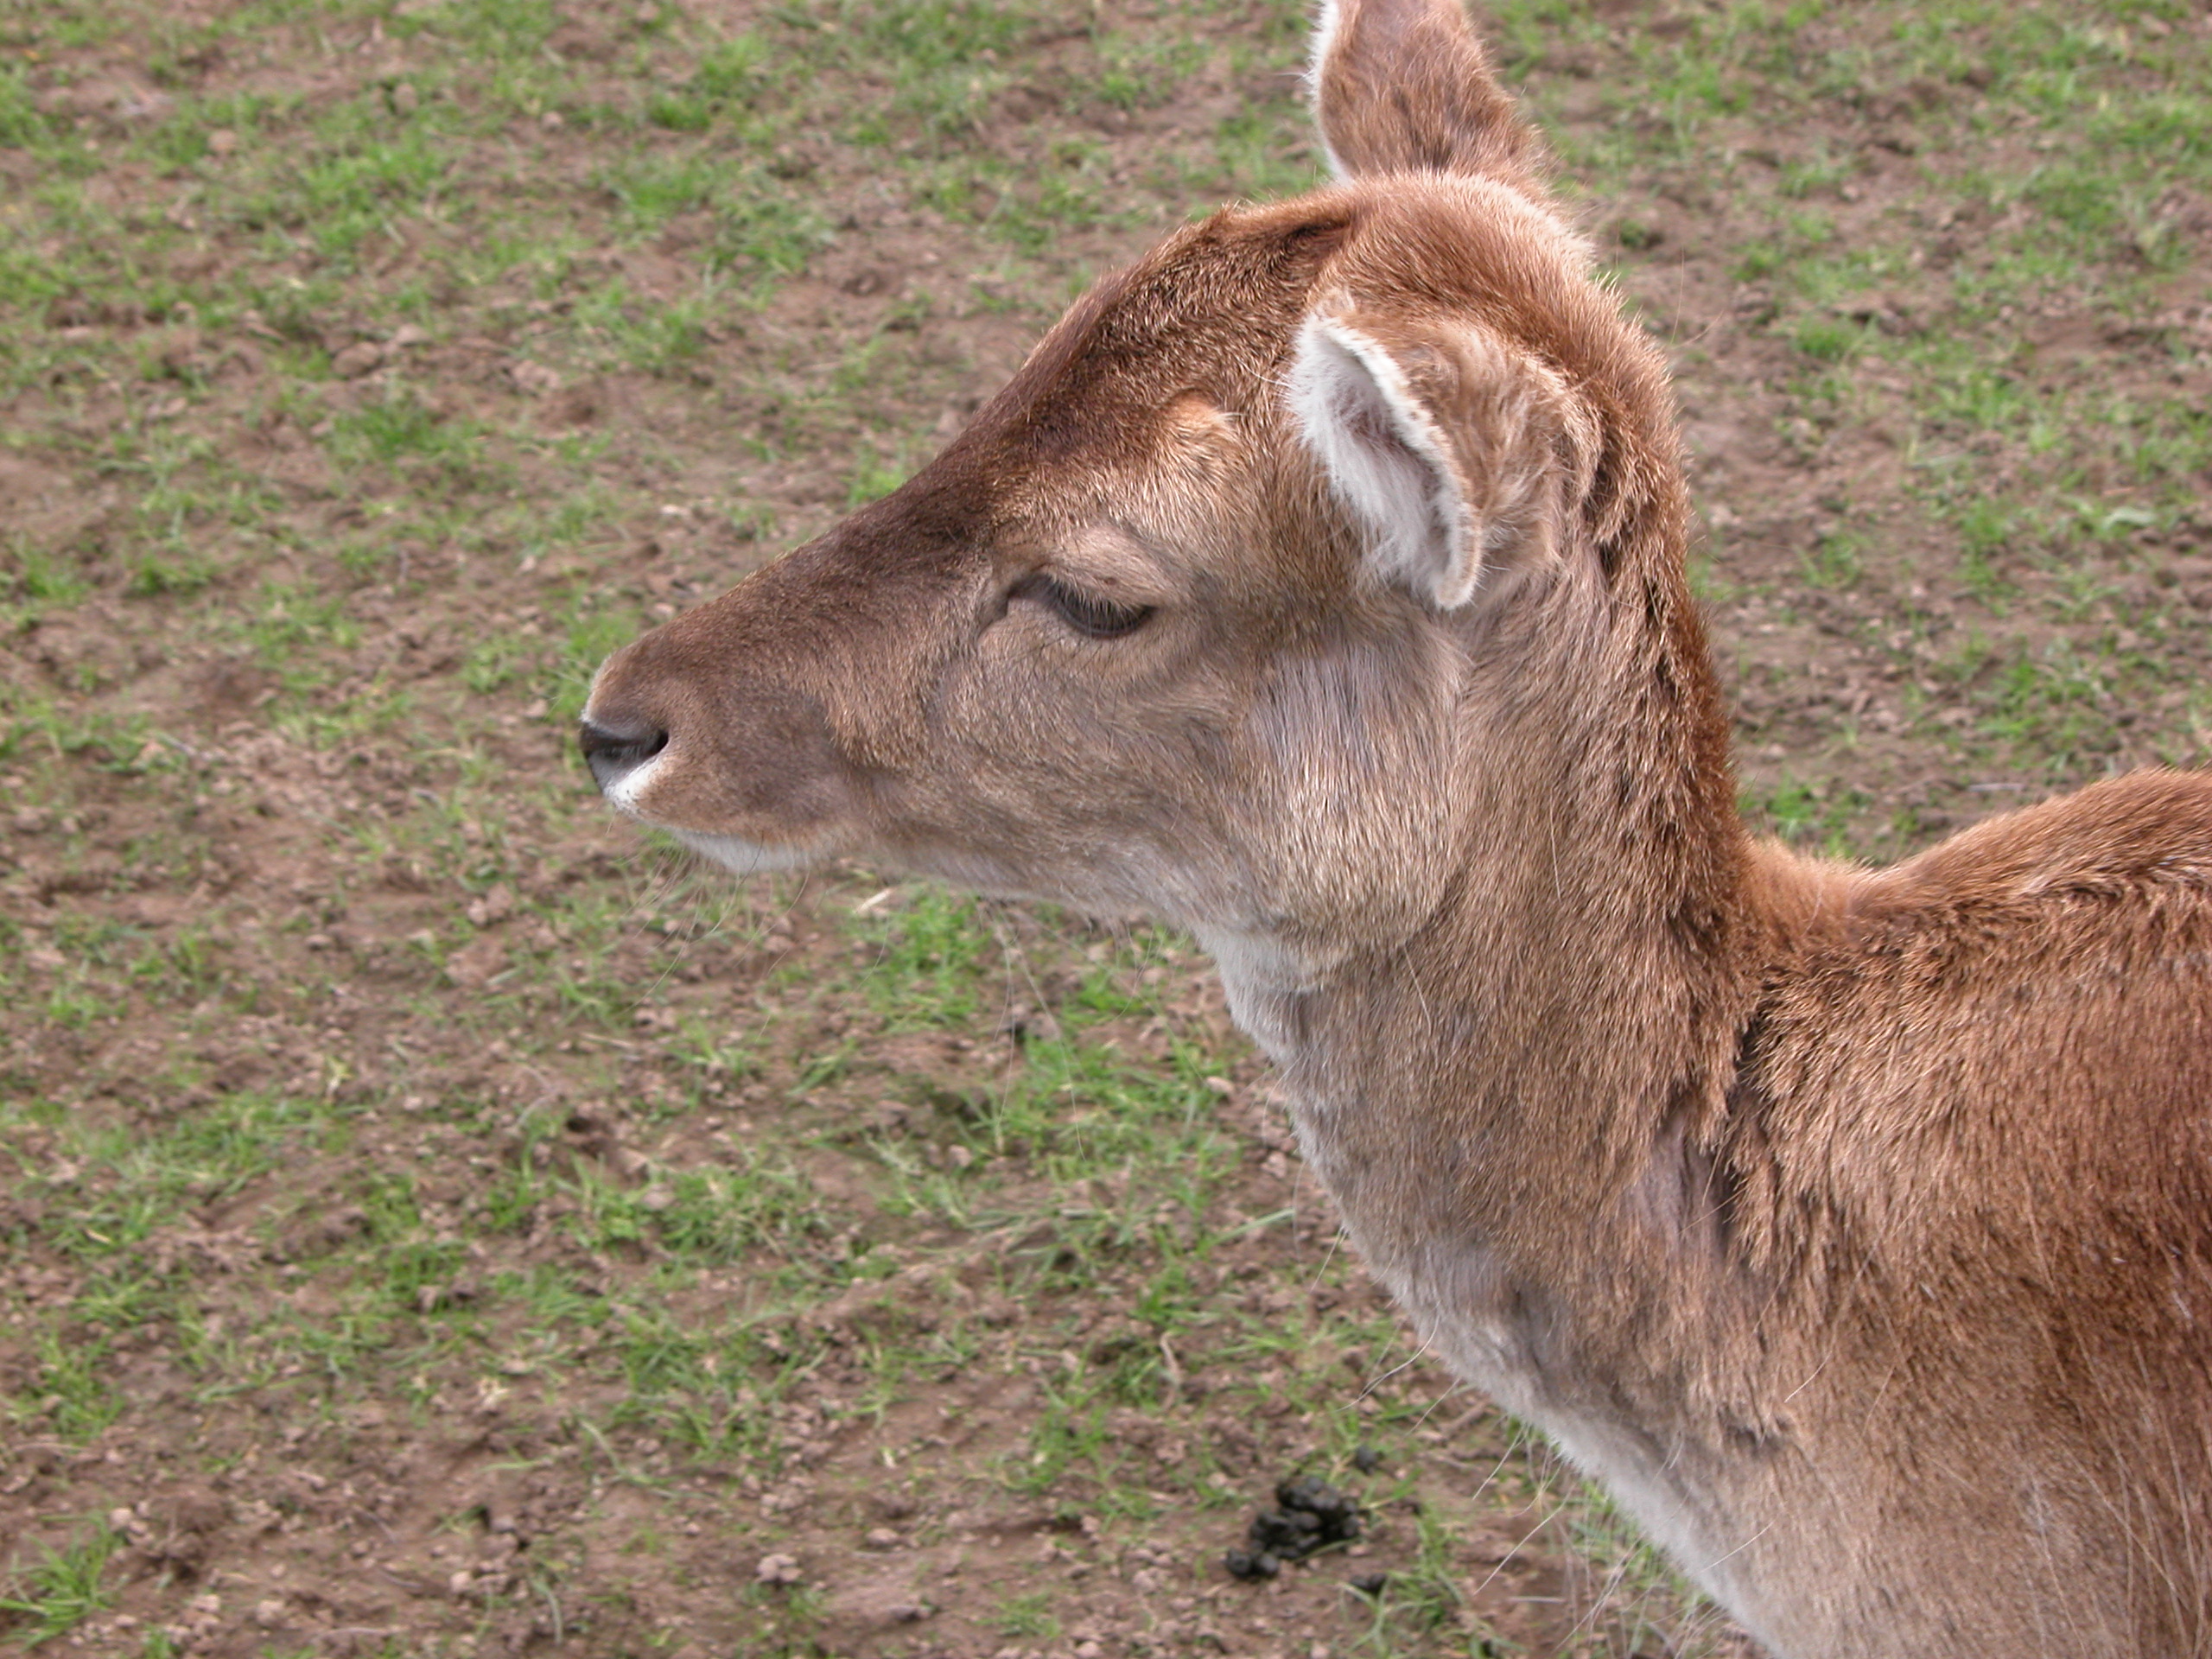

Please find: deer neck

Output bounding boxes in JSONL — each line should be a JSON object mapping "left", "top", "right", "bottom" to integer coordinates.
{"left": 1207, "top": 628, "right": 1783, "bottom": 1599}
{"left": 1206, "top": 557, "right": 1770, "bottom": 1430}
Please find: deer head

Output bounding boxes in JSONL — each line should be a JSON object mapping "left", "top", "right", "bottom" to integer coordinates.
{"left": 582, "top": 0, "right": 1729, "bottom": 1002}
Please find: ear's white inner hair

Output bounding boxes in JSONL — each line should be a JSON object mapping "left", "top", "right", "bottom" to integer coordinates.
{"left": 1289, "top": 317, "right": 1478, "bottom": 609}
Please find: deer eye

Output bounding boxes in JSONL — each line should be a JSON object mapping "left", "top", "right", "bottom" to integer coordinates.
{"left": 1015, "top": 575, "right": 1154, "bottom": 640}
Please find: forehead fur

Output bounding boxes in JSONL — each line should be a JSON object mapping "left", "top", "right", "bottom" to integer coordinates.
{"left": 931, "top": 173, "right": 1675, "bottom": 568}
{"left": 978, "top": 200, "right": 1354, "bottom": 464}
{"left": 976, "top": 177, "right": 1662, "bottom": 461}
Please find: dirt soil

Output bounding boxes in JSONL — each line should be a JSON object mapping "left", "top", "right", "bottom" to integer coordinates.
{"left": 1, "top": 2, "right": 2208, "bottom": 1657}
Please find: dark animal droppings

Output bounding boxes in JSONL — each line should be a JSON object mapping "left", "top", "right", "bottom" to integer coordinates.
{"left": 1351, "top": 1444, "right": 1383, "bottom": 1473}
{"left": 1225, "top": 1473, "right": 1363, "bottom": 1580}
{"left": 1223, "top": 1548, "right": 1282, "bottom": 1582}
{"left": 1351, "top": 1570, "right": 1390, "bottom": 1596}
{"left": 1273, "top": 1475, "right": 1362, "bottom": 1541}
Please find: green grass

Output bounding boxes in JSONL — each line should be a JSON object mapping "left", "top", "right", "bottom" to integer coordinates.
{"left": 1349, "top": 1501, "right": 1512, "bottom": 1658}
{"left": 0, "top": 1524, "right": 119, "bottom": 1645}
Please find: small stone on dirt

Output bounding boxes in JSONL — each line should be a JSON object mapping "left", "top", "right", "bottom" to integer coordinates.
{"left": 755, "top": 1552, "right": 804, "bottom": 1586}
{"left": 331, "top": 340, "right": 384, "bottom": 378}
{"left": 510, "top": 359, "right": 562, "bottom": 396}
{"left": 1351, "top": 1444, "right": 1382, "bottom": 1473}
{"left": 465, "top": 883, "right": 515, "bottom": 927}
{"left": 1350, "top": 1570, "right": 1389, "bottom": 1596}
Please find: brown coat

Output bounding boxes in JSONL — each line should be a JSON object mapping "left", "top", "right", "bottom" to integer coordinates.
{"left": 581, "top": 3, "right": 2212, "bottom": 1651}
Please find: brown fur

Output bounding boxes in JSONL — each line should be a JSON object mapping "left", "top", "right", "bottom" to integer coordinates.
{"left": 582, "top": 4, "right": 2212, "bottom": 1653}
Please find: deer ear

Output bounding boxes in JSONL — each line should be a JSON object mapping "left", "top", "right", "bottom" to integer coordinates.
{"left": 1309, "top": 0, "right": 1536, "bottom": 181}
{"left": 1289, "top": 311, "right": 1580, "bottom": 611}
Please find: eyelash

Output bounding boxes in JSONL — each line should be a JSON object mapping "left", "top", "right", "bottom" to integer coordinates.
{"left": 1015, "top": 575, "right": 1154, "bottom": 640}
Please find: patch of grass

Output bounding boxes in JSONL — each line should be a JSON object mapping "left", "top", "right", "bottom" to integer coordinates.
{"left": 1791, "top": 313, "right": 1865, "bottom": 363}
{"left": 1802, "top": 524, "right": 1864, "bottom": 589}
{"left": 1348, "top": 1500, "right": 1510, "bottom": 1659}
{"left": 571, "top": 279, "right": 716, "bottom": 373}
{"left": 461, "top": 632, "right": 537, "bottom": 696}
{"left": 858, "top": 888, "right": 998, "bottom": 1029}
{"left": 0, "top": 691, "right": 158, "bottom": 772}
{"left": 1096, "top": 29, "right": 1212, "bottom": 112}
{"left": 645, "top": 33, "right": 772, "bottom": 130}
{"left": 845, "top": 445, "right": 911, "bottom": 507}
{"left": 331, "top": 389, "right": 446, "bottom": 461}
{"left": 544, "top": 594, "right": 648, "bottom": 725}
{"left": 10, "top": 1329, "right": 125, "bottom": 1440}
{"left": 264, "top": 124, "right": 450, "bottom": 264}
{"left": 0, "top": 64, "right": 53, "bottom": 149}
{"left": 1744, "top": 775, "right": 1870, "bottom": 859}
{"left": 1945, "top": 632, "right": 2136, "bottom": 773}
{"left": 0, "top": 1523, "right": 119, "bottom": 1645}
{"left": 706, "top": 175, "right": 834, "bottom": 285}
{"left": 603, "top": 1307, "right": 827, "bottom": 1465}
{"left": 0, "top": 539, "right": 92, "bottom": 624}
{"left": 574, "top": 1156, "right": 831, "bottom": 1265}
{"left": 989, "top": 1587, "right": 1062, "bottom": 1640}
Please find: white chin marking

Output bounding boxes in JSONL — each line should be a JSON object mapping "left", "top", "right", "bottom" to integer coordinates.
{"left": 672, "top": 831, "right": 822, "bottom": 876}
{"left": 595, "top": 760, "right": 822, "bottom": 874}
{"left": 603, "top": 753, "right": 663, "bottom": 816}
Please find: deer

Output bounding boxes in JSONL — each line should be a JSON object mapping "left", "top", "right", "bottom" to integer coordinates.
{"left": 575, "top": 2, "right": 2212, "bottom": 1652}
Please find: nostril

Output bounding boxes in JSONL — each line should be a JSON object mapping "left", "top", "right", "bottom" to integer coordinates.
{"left": 578, "top": 715, "right": 670, "bottom": 792}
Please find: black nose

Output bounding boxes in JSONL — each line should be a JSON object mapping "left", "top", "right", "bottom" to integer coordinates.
{"left": 578, "top": 715, "right": 669, "bottom": 792}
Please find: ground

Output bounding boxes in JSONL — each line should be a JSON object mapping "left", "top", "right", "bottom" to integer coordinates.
{"left": 0, "top": 1, "right": 2207, "bottom": 1656}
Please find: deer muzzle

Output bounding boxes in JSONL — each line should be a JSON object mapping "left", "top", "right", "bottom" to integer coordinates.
{"left": 578, "top": 591, "right": 872, "bottom": 866}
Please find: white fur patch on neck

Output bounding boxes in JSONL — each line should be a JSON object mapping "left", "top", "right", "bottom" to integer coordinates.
{"left": 1287, "top": 315, "right": 1479, "bottom": 609}
{"left": 1192, "top": 923, "right": 1316, "bottom": 1065}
